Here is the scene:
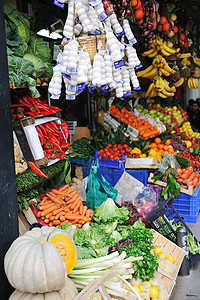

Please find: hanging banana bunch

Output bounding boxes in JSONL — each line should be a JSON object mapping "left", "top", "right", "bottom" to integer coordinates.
{"left": 142, "top": 36, "right": 176, "bottom": 58}
{"left": 187, "top": 78, "right": 199, "bottom": 89}
{"left": 193, "top": 57, "right": 200, "bottom": 64}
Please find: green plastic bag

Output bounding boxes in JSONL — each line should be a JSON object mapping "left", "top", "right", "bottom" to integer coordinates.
{"left": 86, "top": 159, "right": 118, "bottom": 210}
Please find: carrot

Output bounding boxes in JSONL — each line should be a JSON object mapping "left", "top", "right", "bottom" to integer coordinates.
{"left": 36, "top": 211, "right": 42, "bottom": 218}
{"left": 76, "top": 224, "right": 82, "bottom": 228}
{"left": 46, "top": 212, "right": 53, "bottom": 219}
{"left": 82, "top": 206, "right": 87, "bottom": 216}
{"left": 51, "top": 189, "right": 69, "bottom": 195}
{"left": 52, "top": 207, "right": 64, "bottom": 216}
{"left": 79, "top": 204, "right": 84, "bottom": 215}
{"left": 37, "top": 202, "right": 55, "bottom": 210}
{"left": 53, "top": 220, "right": 61, "bottom": 226}
{"left": 70, "top": 196, "right": 81, "bottom": 210}
{"left": 49, "top": 222, "right": 53, "bottom": 226}
{"left": 71, "top": 219, "right": 78, "bottom": 225}
{"left": 50, "top": 216, "right": 55, "bottom": 222}
{"left": 58, "top": 184, "right": 69, "bottom": 192}
{"left": 40, "top": 204, "right": 61, "bottom": 217}
{"left": 65, "top": 214, "right": 89, "bottom": 222}
{"left": 60, "top": 215, "right": 66, "bottom": 222}
{"left": 44, "top": 218, "right": 50, "bottom": 224}
{"left": 39, "top": 196, "right": 48, "bottom": 203}
{"left": 73, "top": 199, "right": 82, "bottom": 213}
{"left": 86, "top": 209, "right": 91, "bottom": 219}
{"left": 67, "top": 188, "right": 76, "bottom": 194}
{"left": 41, "top": 216, "right": 45, "bottom": 220}
{"left": 55, "top": 211, "right": 65, "bottom": 220}
{"left": 78, "top": 219, "right": 87, "bottom": 225}
{"left": 46, "top": 193, "right": 63, "bottom": 204}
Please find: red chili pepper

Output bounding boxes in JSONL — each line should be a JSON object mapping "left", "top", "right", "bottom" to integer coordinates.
{"left": 62, "top": 142, "right": 70, "bottom": 149}
{"left": 18, "top": 98, "right": 32, "bottom": 107}
{"left": 60, "top": 152, "right": 66, "bottom": 160}
{"left": 12, "top": 114, "right": 16, "bottom": 121}
{"left": 49, "top": 121, "right": 60, "bottom": 132}
{"left": 28, "top": 161, "right": 48, "bottom": 178}
{"left": 25, "top": 96, "right": 40, "bottom": 112}
{"left": 38, "top": 124, "right": 47, "bottom": 136}
{"left": 37, "top": 133, "right": 45, "bottom": 146}
{"left": 11, "top": 108, "right": 15, "bottom": 114}
{"left": 30, "top": 107, "right": 36, "bottom": 113}
{"left": 17, "top": 107, "right": 25, "bottom": 113}
{"left": 36, "top": 125, "right": 43, "bottom": 137}
{"left": 50, "top": 154, "right": 57, "bottom": 160}
{"left": 48, "top": 138, "right": 63, "bottom": 152}
{"left": 45, "top": 153, "right": 51, "bottom": 160}
{"left": 44, "top": 123, "right": 55, "bottom": 133}
{"left": 61, "top": 121, "right": 69, "bottom": 141}
{"left": 43, "top": 143, "right": 53, "bottom": 149}
{"left": 25, "top": 112, "right": 36, "bottom": 117}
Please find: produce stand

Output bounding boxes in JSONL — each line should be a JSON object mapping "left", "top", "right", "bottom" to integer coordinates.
{"left": 3, "top": 0, "right": 200, "bottom": 299}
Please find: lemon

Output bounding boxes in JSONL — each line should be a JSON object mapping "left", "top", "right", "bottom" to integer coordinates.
{"left": 143, "top": 281, "right": 151, "bottom": 287}
{"left": 132, "top": 285, "right": 141, "bottom": 294}
{"left": 138, "top": 284, "right": 145, "bottom": 292}
{"left": 153, "top": 246, "right": 163, "bottom": 257}
{"left": 150, "top": 286, "right": 159, "bottom": 299}
{"left": 165, "top": 254, "right": 175, "bottom": 264}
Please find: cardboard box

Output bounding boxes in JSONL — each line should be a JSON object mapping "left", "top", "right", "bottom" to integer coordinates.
{"left": 13, "top": 112, "right": 68, "bottom": 167}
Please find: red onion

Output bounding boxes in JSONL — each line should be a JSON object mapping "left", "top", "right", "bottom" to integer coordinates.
{"left": 126, "top": 9, "right": 132, "bottom": 16}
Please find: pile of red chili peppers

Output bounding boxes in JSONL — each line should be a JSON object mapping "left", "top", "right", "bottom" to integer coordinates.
{"left": 11, "top": 94, "right": 61, "bottom": 120}
{"left": 36, "top": 121, "right": 70, "bottom": 161}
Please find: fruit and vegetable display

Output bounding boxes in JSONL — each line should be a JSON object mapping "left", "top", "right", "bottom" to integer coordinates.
{"left": 14, "top": 140, "right": 27, "bottom": 175}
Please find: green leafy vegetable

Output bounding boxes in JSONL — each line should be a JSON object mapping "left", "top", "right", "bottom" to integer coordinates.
{"left": 92, "top": 198, "right": 129, "bottom": 224}
{"left": 23, "top": 53, "right": 46, "bottom": 78}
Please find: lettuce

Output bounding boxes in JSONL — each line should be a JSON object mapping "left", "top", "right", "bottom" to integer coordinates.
{"left": 29, "top": 34, "right": 51, "bottom": 59}
{"left": 92, "top": 198, "right": 129, "bottom": 224}
{"left": 23, "top": 53, "right": 46, "bottom": 77}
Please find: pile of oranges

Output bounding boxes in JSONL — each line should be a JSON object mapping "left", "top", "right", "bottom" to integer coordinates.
{"left": 144, "top": 137, "right": 175, "bottom": 161}
{"left": 157, "top": 16, "right": 171, "bottom": 33}
{"left": 109, "top": 105, "right": 160, "bottom": 139}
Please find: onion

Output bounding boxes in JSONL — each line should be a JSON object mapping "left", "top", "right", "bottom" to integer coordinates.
{"left": 126, "top": 9, "right": 132, "bottom": 16}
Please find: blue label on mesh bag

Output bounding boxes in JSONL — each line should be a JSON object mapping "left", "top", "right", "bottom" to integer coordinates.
{"left": 78, "top": 83, "right": 86, "bottom": 91}
{"left": 66, "top": 94, "right": 76, "bottom": 100}
{"left": 67, "top": 83, "right": 77, "bottom": 92}
{"left": 116, "top": 30, "right": 125, "bottom": 38}
{"left": 75, "top": 17, "right": 81, "bottom": 25}
{"left": 124, "top": 91, "right": 132, "bottom": 97}
{"left": 50, "top": 94, "right": 60, "bottom": 100}
{"left": 54, "top": 0, "right": 64, "bottom": 9}
{"left": 133, "top": 86, "right": 141, "bottom": 91}
{"left": 66, "top": 68, "right": 78, "bottom": 75}
{"left": 62, "top": 73, "right": 71, "bottom": 80}
{"left": 119, "top": 97, "right": 125, "bottom": 101}
{"left": 95, "top": 29, "right": 101, "bottom": 35}
{"left": 135, "top": 63, "right": 143, "bottom": 70}
{"left": 129, "top": 38, "right": 137, "bottom": 45}
{"left": 89, "top": 0, "right": 101, "bottom": 6}
{"left": 114, "top": 59, "right": 124, "bottom": 69}
{"left": 98, "top": 11, "right": 108, "bottom": 22}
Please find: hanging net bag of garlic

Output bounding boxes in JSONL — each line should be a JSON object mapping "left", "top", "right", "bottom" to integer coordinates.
{"left": 48, "top": 0, "right": 142, "bottom": 100}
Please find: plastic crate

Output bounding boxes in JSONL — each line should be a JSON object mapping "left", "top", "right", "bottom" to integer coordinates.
{"left": 82, "top": 165, "right": 151, "bottom": 187}
{"left": 69, "top": 156, "right": 92, "bottom": 167}
{"left": 146, "top": 197, "right": 200, "bottom": 266}
{"left": 170, "top": 185, "right": 200, "bottom": 224}
{"left": 94, "top": 152, "right": 126, "bottom": 170}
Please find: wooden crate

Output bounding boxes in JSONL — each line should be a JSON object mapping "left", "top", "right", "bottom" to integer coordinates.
{"left": 152, "top": 229, "right": 186, "bottom": 297}
{"left": 148, "top": 172, "right": 199, "bottom": 196}
{"left": 18, "top": 199, "right": 38, "bottom": 236}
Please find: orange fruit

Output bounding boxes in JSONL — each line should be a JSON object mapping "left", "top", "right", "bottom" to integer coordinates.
{"left": 160, "top": 16, "right": 167, "bottom": 24}
{"left": 155, "top": 137, "right": 161, "bottom": 144}
{"left": 172, "top": 25, "right": 178, "bottom": 34}
{"left": 136, "top": 18, "right": 143, "bottom": 25}
{"left": 134, "top": 0, "right": 142, "bottom": 10}
{"left": 158, "top": 24, "right": 163, "bottom": 32}
{"left": 150, "top": 143, "right": 157, "bottom": 148}
{"left": 163, "top": 22, "right": 170, "bottom": 32}
{"left": 131, "top": 0, "right": 138, "bottom": 7}
{"left": 168, "top": 147, "right": 175, "bottom": 154}
{"left": 165, "top": 139, "right": 171, "bottom": 146}
{"left": 134, "top": 9, "right": 144, "bottom": 20}
{"left": 158, "top": 143, "right": 164, "bottom": 149}
{"left": 163, "top": 145, "right": 169, "bottom": 151}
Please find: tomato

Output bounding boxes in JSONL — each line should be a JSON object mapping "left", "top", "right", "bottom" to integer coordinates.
{"left": 126, "top": 147, "right": 132, "bottom": 153}
{"left": 110, "top": 155, "right": 114, "bottom": 160}
{"left": 103, "top": 153, "right": 107, "bottom": 159}
{"left": 123, "top": 144, "right": 128, "bottom": 149}
{"left": 121, "top": 149, "right": 126, "bottom": 154}
{"left": 191, "top": 137, "right": 198, "bottom": 143}
{"left": 118, "top": 144, "right": 123, "bottom": 149}
{"left": 99, "top": 154, "right": 103, "bottom": 158}
{"left": 113, "top": 144, "right": 117, "bottom": 148}
{"left": 99, "top": 149, "right": 104, "bottom": 154}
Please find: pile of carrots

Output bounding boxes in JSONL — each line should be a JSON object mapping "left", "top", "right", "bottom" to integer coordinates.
{"left": 36, "top": 184, "right": 93, "bottom": 228}
{"left": 176, "top": 166, "right": 200, "bottom": 188}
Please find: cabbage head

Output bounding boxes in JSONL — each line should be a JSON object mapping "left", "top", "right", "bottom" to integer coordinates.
{"left": 23, "top": 53, "right": 46, "bottom": 77}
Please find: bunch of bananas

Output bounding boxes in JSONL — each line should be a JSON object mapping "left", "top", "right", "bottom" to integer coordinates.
{"left": 176, "top": 53, "right": 191, "bottom": 59}
{"left": 145, "top": 77, "right": 176, "bottom": 98}
{"left": 137, "top": 55, "right": 176, "bottom": 80}
{"left": 193, "top": 57, "right": 200, "bottom": 65}
{"left": 142, "top": 36, "right": 176, "bottom": 58}
{"left": 187, "top": 78, "right": 199, "bottom": 89}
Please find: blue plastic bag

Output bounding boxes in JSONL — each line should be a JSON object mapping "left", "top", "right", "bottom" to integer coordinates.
{"left": 86, "top": 158, "right": 118, "bottom": 210}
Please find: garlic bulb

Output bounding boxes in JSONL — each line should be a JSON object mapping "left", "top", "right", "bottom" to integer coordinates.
{"left": 77, "top": 51, "right": 90, "bottom": 84}
{"left": 109, "top": 12, "right": 123, "bottom": 36}
{"left": 123, "top": 19, "right": 137, "bottom": 44}
{"left": 112, "top": 63, "right": 123, "bottom": 82}
{"left": 63, "top": 0, "right": 76, "bottom": 39}
{"left": 126, "top": 45, "right": 141, "bottom": 68}
{"left": 48, "top": 64, "right": 62, "bottom": 95}
{"left": 94, "top": 2, "right": 108, "bottom": 22}
{"left": 121, "top": 68, "right": 131, "bottom": 92}
{"left": 116, "top": 82, "right": 124, "bottom": 98}
{"left": 129, "top": 68, "right": 140, "bottom": 89}
{"left": 104, "top": 54, "right": 114, "bottom": 85}
{"left": 88, "top": 6, "right": 103, "bottom": 32}
{"left": 106, "top": 30, "right": 123, "bottom": 63}
{"left": 92, "top": 53, "right": 104, "bottom": 87}
{"left": 76, "top": 0, "right": 94, "bottom": 33}
{"left": 67, "top": 39, "right": 79, "bottom": 71}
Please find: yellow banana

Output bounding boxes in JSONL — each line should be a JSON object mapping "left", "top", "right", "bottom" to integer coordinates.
{"left": 136, "top": 65, "right": 154, "bottom": 77}
{"left": 149, "top": 88, "right": 157, "bottom": 98}
{"left": 157, "top": 91, "right": 168, "bottom": 98}
{"left": 164, "top": 79, "right": 176, "bottom": 93}
{"left": 161, "top": 89, "right": 175, "bottom": 97}
{"left": 143, "top": 67, "right": 158, "bottom": 79}
{"left": 147, "top": 48, "right": 159, "bottom": 58}
{"left": 177, "top": 53, "right": 191, "bottom": 59}
{"left": 174, "top": 77, "right": 184, "bottom": 87}
{"left": 188, "top": 78, "right": 194, "bottom": 89}
{"left": 155, "top": 36, "right": 163, "bottom": 46}
{"left": 190, "top": 78, "right": 199, "bottom": 89}
{"left": 159, "top": 68, "right": 171, "bottom": 77}
{"left": 162, "top": 63, "right": 176, "bottom": 74}
{"left": 145, "top": 82, "right": 155, "bottom": 97}
{"left": 160, "top": 47, "right": 172, "bottom": 56}
{"left": 163, "top": 42, "right": 176, "bottom": 54}
{"left": 142, "top": 46, "right": 156, "bottom": 56}
{"left": 155, "top": 77, "right": 165, "bottom": 91}
{"left": 193, "top": 57, "right": 200, "bottom": 64}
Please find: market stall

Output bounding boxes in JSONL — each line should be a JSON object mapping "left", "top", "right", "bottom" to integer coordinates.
{"left": 3, "top": 0, "right": 200, "bottom": 299}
